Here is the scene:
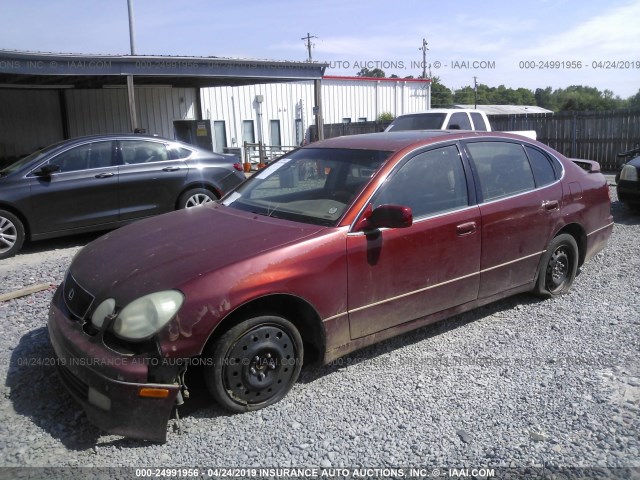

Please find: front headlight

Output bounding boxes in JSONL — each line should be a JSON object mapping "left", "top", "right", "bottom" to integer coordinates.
{"left": 113, "top": 290, "right": 184, "bottom": 341}
{"left": 620, "top": 164, "right": 639, "bottom": 182}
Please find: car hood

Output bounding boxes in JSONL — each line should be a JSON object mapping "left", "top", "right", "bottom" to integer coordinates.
{"left": 69, "top": 204, "right": 324, "bottom": 303}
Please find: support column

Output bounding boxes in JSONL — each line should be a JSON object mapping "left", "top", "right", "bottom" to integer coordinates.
{"left": 314, "top": 79, "right": 324, "bottom": 141}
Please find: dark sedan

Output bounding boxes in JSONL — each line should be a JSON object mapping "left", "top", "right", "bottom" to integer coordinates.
{"left": 616, "top": 147, "right": 640, "bottom": 211}
{"left": 0, "top": 134, "right": 246, "bottom": 258}
{"left": 48, "top": 131, "right": 613, "bottom": 442}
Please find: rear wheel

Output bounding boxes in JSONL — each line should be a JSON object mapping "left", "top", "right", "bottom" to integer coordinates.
{"left": 204, "top": 315, "right": 303, "bottom": 412}
{"left": 0, "top": 210, "right": 25, "bottom": 260}
{"left": 178, "top": 188, "right": 216, "bottom": 209}
{"left": 535, "top": 234, "right": 579, "bottom": 297}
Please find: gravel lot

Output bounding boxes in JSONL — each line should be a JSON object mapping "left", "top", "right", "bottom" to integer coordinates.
{"left": 0, "top": 186, "right": 638, "bottom": 476}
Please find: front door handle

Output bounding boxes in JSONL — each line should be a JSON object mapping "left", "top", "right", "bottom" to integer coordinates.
{"left": 542, "top": 200, "right": 559, "bottom": 211}
{"left": 456, "top": 221, "right": 477, "bottom": 236}
{"left": 162, "top": 166, "right": 180, "bottom": 172}
{"left": 95, "top": 172, "right": 115, "bottom": 178}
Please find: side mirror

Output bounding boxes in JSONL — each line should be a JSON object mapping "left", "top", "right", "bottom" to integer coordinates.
{"left": 33, "top": 164, "right": 61, "bottom": 177}
{"left": 448, "top": 124, "right": 461, "bottom": 130}
{"left": 354, "top": 204, "right": 413, "bottom": 232}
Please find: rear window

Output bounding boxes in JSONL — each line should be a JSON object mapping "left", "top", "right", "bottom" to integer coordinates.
{"left": 387, "top": 113, "right": 447, "bottom": 131}
{"left": 447, "top": 112, "right": 472, "bottom": 130}
{"left": 470, "top": 112, "right": 488, "bottom": 131}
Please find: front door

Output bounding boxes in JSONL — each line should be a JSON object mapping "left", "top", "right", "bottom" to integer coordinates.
{"left": 28, "top": 140, "right": 119, "bottom": 234}
{"left": 347, "top": 144, "right": 481, "bottom": 339}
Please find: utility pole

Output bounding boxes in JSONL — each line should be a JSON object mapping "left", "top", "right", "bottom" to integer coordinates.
{"left": 301, "top": 33, "right": 317, "bottom": 62}
{"left": 419, "top": 38, "right": 429, "bottom": 79}
{"left": 126, "top": 0, "right": 139, "bottom": 132}
{"left": 473, "top": 76, "right": 478, "bottom": 109}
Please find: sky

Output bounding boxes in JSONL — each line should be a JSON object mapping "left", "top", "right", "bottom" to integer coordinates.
{"left": 0, "top": 0, "right": 639, "bottom": 98}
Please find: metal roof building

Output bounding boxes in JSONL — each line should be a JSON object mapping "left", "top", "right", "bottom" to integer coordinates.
{"left": 454, "top": 104, "right": 554, "bottom": 115}
{"left": 0, "top": 50, "right": 326, "bottom": 161}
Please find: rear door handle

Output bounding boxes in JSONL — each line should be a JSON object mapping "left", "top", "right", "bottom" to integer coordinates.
{"left": 542, "top": 200, "right": 559, "bottom": 211}
{"left": 94, "top": 172, "right": 115, "bottom": 178}
{"left": 162, "top": 166, "right": 180, "bottom": 172}
{"left": 456, "top": 221, "right": 477, "bottom": 236}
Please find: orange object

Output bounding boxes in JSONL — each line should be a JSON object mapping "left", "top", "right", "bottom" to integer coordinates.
{"left": 138, "top": 387, "right": 170, "bottom": 399}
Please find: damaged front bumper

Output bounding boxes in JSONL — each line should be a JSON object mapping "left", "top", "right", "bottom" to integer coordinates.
{"left": 47, "top": 286, "right": 180, "bottom": 443}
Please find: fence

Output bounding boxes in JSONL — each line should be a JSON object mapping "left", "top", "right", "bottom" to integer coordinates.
{"left": 311, "top": 110, "right": 640, "bottom": 171}
{"left": 242, "top": 142, "right": 298, "bottom": 170}
{"left": 310, "top": 121, "right": 391, "bottom": 140}
{"left": 488, "top": 109, "right": 640, "bottom": 170}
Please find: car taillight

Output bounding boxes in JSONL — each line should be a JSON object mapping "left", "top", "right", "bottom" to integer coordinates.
{"left": 233, "top": 163, "right": 243, "bottom": 172}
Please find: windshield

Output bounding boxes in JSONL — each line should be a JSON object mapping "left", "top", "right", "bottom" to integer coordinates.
{"left": 386, "top": 113, "right": 447, "bottom": 131}
{"left": 0, "top": 141, "right": 66, "bottom": 176}
{"left": 223, "top": 148, "right": 391, "bottom": 226}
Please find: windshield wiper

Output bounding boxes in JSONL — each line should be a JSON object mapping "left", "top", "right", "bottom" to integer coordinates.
{"left": 266, "top": 203, "right": 281, "bottom": 217}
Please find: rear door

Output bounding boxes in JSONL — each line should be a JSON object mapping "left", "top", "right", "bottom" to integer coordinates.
{"left": 347, "top": 144, "right": 481, "bottom": 339}
{"left": 117, "top": 139, "right": 188, "bottom": 220}
{"left": 463, "top": 140, "right": 563, "bottom": 298}
{"left": 28, "top": 140, "right": 118, "bottom": 234}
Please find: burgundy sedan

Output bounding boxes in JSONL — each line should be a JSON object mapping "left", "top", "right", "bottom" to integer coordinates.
{"left": 48, "top": 131, "right": 613, "bottom": 442}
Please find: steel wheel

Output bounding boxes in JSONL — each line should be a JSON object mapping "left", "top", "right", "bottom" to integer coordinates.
{"left": 0, "top": 210, "right": 25, "bottom": 260}
{"left": 178, "top": 188, "right": 216, "bottom": 209}
{"left": 535, "top": 233, "right": 578, "bottom": 297}
{"left": 205, "top": 315, "right": 303, "bottom": 412}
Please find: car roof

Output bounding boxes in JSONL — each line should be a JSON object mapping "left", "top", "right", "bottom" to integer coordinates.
{"left": 60, "top": 133, "right": 176, "bottom": 143}
{"left": 306, "top": 131, "right": 526, "bottom": 152}
{"left": 395, "top": 109, "right": 482, "bottom": 116}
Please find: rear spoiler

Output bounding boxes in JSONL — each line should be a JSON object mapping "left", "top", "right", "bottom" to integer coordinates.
{"left": 570, "top": 158, "right": 601, "bottom": 173}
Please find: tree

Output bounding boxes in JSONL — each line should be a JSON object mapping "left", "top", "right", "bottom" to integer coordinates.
{"left": 356, "top": 67, "right": 385, "bottom": 78}
{"left": 430, "top": 78, "right": 454, "bottom": 107}
{"left": 535, "top": 87, "right": 557, "bottom": 111}
{"left": 377, "top": 112, "right": 395, "bottom": 122}
{"left": 628, "top": 89, "right": 640, "bottom": 109}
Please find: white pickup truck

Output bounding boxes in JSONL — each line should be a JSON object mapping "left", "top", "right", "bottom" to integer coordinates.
{"left": 384, "top": 108, "right": 537, "bottom": 140}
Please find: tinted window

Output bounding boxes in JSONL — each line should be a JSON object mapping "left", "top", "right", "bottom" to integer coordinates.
{"left": 470, "top": 112, "right": 488, "bottom": 131}
{"left": 121, "top": 141, "right": 169, "bottom": 164}
{"left": 373, "top": 145, "right": 468, "bottom": 218}
{"left": 167, "top": 144, "right": 193, "bottom": 160}
{"left": 49, "top": 141, "right": 113, "bottom": 173}
{"left": 525, "top": 146, "right": 556, "bottom": 187}
{"left": 466, "top": 142, "right": 535, "bottom": 201}
{"left": 387, "top": 113, "right": 447, "bottom": 131}
{"left": 447, "top": 112, "right": 472, "bottom": 130}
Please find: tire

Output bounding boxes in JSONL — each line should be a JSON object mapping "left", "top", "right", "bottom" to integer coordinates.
{"left": 204, "top": 315, "right": 303, "bottom": 412}
{"left": 178, "top": 188, "right": 216, "bottom": 209}
{"left": 534, "top": 234, "right": 579, "bottom": 297}
{"left": 0, "top": 210, "right": 25, "bottom": 260}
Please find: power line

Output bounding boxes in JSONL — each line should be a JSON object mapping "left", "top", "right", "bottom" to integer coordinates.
{"left": 301, "top": 33, "right": 317, "bottom": 62}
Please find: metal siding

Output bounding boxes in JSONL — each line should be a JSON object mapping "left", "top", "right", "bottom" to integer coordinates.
{"left": 200, "top": 78, "right": 430, "bottom": 148}
{"left": 0, "top": 89, "right": 64, "bottom": 159}
{"left": 66, "top": 87, "right": 196, "bottom": 138}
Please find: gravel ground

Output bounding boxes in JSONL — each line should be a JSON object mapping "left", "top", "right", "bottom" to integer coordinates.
{"left": 0, "top": 186, "right": 638, "bottom": 475}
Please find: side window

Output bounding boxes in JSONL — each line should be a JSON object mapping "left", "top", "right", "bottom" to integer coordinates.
{"left": 525, "top": 146, "right": 557, "bottom": 187}
{"left": 121, "top": 141, "right": 170, "bottom": 164}
{"left": 49, "top": 141, "right": 113, "bottom": 173}
{"left": 167, "top": 144, "right": 193, "bottom": 160}
{"left": 447, "top": 112, "right": 472, "bottom": 130}
{"left": 470, "top": 112, "right": 488, "bottom": 131}
{"left": 373, "top": 145, "right": 468, "bottom": 219}
{"left": 466, "top": 141, "right": 535, "bottom": 201}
